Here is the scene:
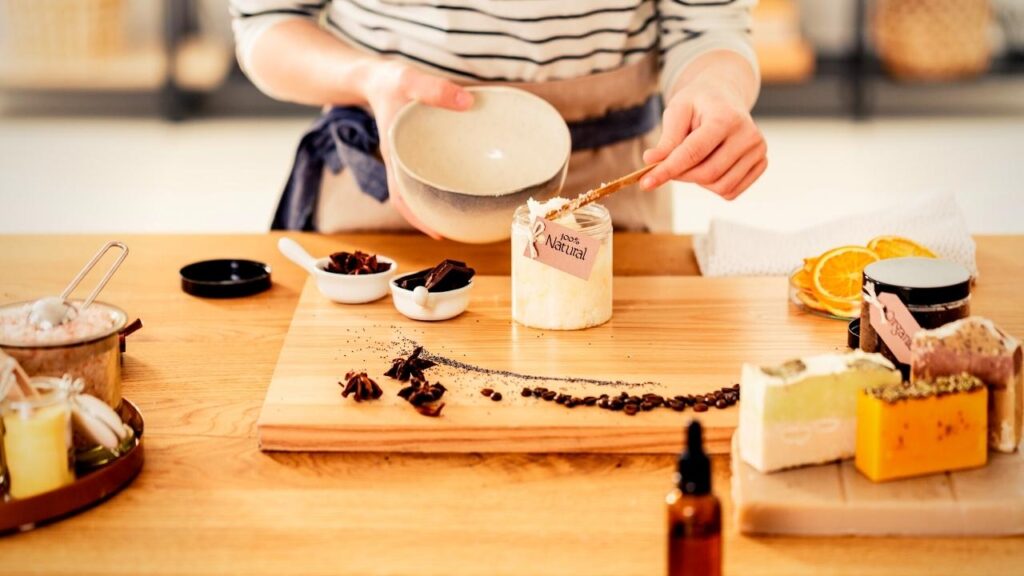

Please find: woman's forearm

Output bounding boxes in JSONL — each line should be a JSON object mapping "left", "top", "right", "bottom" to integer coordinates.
{"left": 669, "top": 50, "right": 759, "bottom": 110}
{"left": 245, "top": 18, "right": 380, "bottom": 107}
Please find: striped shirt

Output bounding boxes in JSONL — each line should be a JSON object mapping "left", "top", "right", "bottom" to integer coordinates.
{"left": 231, "top": 0, "right": 757, "bottom": 99}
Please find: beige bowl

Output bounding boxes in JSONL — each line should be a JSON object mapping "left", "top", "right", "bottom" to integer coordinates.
{"left": 388, "top": 86, "right": 570, "bottom": 244}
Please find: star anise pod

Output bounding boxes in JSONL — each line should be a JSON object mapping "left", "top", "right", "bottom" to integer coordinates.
{"left": 339, "top": 371, "right": 383, "bottom": 402}
{"left": 396, "top": 374, "right": 447, "bottom": 417}
{"left": 384, "top": 346, "right": 436, "bottom": 381}
{"left": 416, "top": 403, "right": 445, "bottom": 417}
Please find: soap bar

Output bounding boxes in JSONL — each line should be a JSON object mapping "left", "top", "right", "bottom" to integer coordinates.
{"left": 739, "top": 351, "right": 901, "bottom": 473}
{"left": 856, "top": 375, "right": 988, "bottom": 482}
{"left": 911, "top": 316, "right": 1023, "bottom": 453}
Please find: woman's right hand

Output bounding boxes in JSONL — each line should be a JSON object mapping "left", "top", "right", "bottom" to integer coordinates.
{"left": 361, "top": 62, "right": 474, "bottom": 239}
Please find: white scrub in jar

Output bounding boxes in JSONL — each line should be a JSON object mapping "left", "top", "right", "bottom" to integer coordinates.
{"left": 511, "top": 198, "right": 613, "bottom": 330}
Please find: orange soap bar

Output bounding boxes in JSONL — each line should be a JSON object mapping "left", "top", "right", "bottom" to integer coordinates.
{"left": 856, "top": 382, "right": 988, "bottom": 482}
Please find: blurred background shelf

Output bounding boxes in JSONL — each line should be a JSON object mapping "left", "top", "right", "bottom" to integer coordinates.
{"left": 0, "top": 38, "right": 231, "bottom": 92}
{"left": 0, "top": 0, "right": 1022, "bottom": 120}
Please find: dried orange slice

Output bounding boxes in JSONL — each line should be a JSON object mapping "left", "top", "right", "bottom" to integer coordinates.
{"left": 820, "top": 299, "right": 860, "bottom": 319}
{"left": 790, "top": 268, "right": 813, "bottom": 291}
{"left": 867, "top": 236, "right": 937, "bottom": 260}
{"left": 796, "top": 290, "right": 828, "bottom": 312}
{"left": 811, "top": 246, "right": 880, "bottom": 305}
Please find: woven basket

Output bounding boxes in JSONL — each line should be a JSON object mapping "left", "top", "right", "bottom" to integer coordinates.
{"left": 875, "top": 0, "right": 992, "bottom": 80}
{"left": 2, "top": 0, "right": 126, "bottom": 58}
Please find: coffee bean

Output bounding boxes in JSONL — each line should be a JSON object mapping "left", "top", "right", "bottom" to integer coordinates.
{"left": 481, "top": 388, "right": 494, "bottom": 397}
{"left": 598, "top": 399, "right": 610, "bottom": 409}
{"left": 668, "top": 400, "right": 685, "bottom": 412}
{"left": 624, "top": 404, "right": 639, "bottom": 415}
{"left": 521, "top": 388, "right": 533, "bottom": 397}
{"left": 715, "top": 398, "right": 727, "bottom": 409}
{"left": 543, "top": 391, "right": 557, "bottom": 401}
{"left": 628, "top": 396, "right": 642, "bottom": 404}
{"left": 491, "top": 392, "right": 503, "bottom": 402}
{"left": 640, "top": 402, "right": 655, "bottom": 411}
{"left": 610, "top": 399, "right": 624, "bottom": 411}
{"left": 599, "top": 394, "right": 610, "bottom": 401}
{"left": 584, "top": 396, "right": 597, "bottom": 406}
{"left": 732, "top": 384, "right": 740, "bottom": 391}
{"left": 694, "top": 403, "right": 709, "bottom": 412}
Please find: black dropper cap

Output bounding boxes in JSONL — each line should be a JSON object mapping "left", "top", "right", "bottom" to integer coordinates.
{"left": 676, "top": 420, "right": 711, "bottom": 495}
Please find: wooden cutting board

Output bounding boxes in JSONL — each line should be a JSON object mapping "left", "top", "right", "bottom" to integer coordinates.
{"left": 731, "top": 434, "right": 1024, "bottom": 536}
{"left": 257, "top": 276, "right": 847, "bottom": 454}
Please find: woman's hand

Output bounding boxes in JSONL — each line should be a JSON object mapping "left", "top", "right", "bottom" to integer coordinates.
{"left": 362, "top": 62, "right": 474, "bottom": 238}
{"left": 641, "top": 59, "right": 766, "bottom": 201}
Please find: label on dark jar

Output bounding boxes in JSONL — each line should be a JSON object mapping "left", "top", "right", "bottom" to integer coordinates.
{"left": 867, "top": 291, "right": 922, "bottom": 365}
{"left": 524, "top": 217, "right": 601, "bottom": 281}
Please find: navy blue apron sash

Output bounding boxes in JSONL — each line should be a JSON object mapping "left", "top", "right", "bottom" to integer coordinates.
{"left": 271, "top": 95, "right": 662, "bottom": 231}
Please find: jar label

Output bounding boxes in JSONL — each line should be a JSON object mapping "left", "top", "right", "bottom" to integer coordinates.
{"left": 524, "top": 217, "right": 602, "bottom": 281}
{"left": 868, "top": 291, "right": 922, "bottom": 365}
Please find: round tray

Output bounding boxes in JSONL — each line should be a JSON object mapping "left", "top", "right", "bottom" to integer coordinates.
{"left": 0, "top": 399, "right": 144, "bottom": 534}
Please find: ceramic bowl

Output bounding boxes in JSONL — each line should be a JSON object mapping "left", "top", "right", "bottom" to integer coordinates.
{"left": 388, "top": 86, "right": 570, "bottom": 244}
{"left": 311, "top": 256, "right": 397, "bottom": 304}
{"left": 389, "top": 277, "right": 473, "bottom": 321}
{"left": 278, "top": 238, "right": 398, "bottom": 304}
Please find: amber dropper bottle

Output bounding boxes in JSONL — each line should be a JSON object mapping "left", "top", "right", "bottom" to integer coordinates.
{"left": 667, "top": 420, "right": 721, "bottom": 576}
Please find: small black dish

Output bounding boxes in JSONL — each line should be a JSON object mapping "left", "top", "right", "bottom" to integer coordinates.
{"left": 180, "top": 259, "right": 271, "bottom": 298}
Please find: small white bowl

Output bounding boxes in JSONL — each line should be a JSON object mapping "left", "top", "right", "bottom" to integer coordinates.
{"left": 389, "top": 278, "right": 473, "bottom": 321}
{"left": 278, "top": 238, "right": 398, "bottom": 304}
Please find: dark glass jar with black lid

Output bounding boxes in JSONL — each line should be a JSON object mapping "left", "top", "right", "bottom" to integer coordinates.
{"left": 859, "top": 257, "right": 972, "bottom": 377}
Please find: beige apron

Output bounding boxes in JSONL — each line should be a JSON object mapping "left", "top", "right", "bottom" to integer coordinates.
{"left": 316, "top": 54, "right": 673, "bottom": 234}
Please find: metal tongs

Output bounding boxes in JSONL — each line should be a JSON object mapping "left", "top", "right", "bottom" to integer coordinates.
{"left": 29, "top": 241, "right": 130, "bottom": 329}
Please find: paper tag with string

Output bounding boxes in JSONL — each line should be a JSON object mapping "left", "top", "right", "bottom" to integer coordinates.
{"left": 524, "top": 217, "right": 601, "bottom": 281}
{"left": 866, "top": 287, "right": 921, "bottom": 364}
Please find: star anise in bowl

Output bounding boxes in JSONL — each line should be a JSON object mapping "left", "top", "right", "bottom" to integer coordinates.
{"left": 384, "top": 346, "right": 436, "bottom": 382}
{"left": 325, "top": 251, "right": 391, "bottom": 275}
{"left": 339, "top": 371, "right": 383, "bottom": 402}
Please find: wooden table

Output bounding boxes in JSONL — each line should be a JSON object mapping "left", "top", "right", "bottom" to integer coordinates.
{"left": 1, "top": 234, "right": 1022, "bottom": 576}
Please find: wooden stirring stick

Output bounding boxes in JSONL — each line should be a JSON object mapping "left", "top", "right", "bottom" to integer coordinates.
{"left": 544, "top": 162, "right": 661, "bottom": 221}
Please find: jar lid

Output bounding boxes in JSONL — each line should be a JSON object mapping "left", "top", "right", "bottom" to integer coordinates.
{"left": 180, "top": 259, "right": 271, "bottom": 298}
{"left": 862, "top": 258, "right": 971, "bottom": 306}
{"left": 848, "top": 318, "right": 860, "bottom": 350}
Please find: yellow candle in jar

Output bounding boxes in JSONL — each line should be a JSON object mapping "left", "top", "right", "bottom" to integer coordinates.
{"left": 3, "top": 400, "right": 74, "bottom": 499}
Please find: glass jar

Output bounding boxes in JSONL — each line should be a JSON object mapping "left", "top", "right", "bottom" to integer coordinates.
{"left": 859, "top": 258, "right": 972, "bottom": 377}
{"left": 511, "top": 203, "right": 613, "bottom": 330}
{"left": 1, "top": 381, "right": 75, "bottom": 499}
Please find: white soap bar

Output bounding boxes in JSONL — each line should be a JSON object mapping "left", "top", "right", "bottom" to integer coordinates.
{"left": 739, "top": 351, "right": 900, "bottom": 473}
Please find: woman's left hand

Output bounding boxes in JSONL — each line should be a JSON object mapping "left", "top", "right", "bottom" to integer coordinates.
{"left": 641, "top": 79, "right": 767, "bottom": 200}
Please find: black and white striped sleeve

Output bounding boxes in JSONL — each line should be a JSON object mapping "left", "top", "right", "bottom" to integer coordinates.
{"left": 657, "top": 0, "right": 759, "bottom": 98}
{"left": 230, "top": 1, "right": 328, "bottom": 74}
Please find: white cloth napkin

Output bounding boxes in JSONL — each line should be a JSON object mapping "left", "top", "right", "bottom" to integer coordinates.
{"left": 693, "top": 192, "right": 977, "bottom": 277}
